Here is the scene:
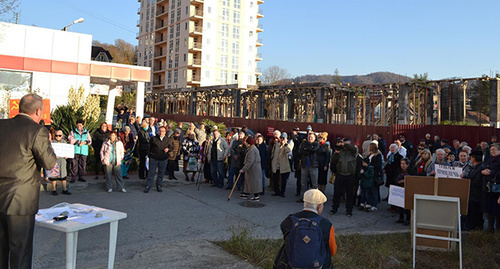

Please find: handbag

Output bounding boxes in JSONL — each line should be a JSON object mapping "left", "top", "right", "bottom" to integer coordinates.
{"left": 329, "top": 173, "right": 336, "bottom": 184}
{"left": 375, "top": 176, "right": 384, "bottom": 187}
{"left": 186, "top": 156, "right": 198, "bottom": 172}
{"left": 45, "top": 162, "right": 60, "bottom": 178}
{"left": 490, "top": 183, "right": 500, "bottom": 193}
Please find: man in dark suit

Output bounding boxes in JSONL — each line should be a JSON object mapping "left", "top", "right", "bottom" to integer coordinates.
{"left": 0, "top": 94, "right": 57, "bottom": 269}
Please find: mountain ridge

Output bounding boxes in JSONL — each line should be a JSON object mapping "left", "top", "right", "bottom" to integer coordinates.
{"left": 292, "top": 71, "right": 412, "bottom": 84}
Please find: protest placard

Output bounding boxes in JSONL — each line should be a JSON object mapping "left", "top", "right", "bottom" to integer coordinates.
{"left": 435, "top": 164, "right": 462, "bottom": 179}
{"left": 51, "top": 143, "right": 75, "bottom": 159}
{"left": 388, "top": 185, "right": 405, "bottom": 208}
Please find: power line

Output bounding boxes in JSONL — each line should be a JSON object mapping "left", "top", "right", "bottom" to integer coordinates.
{"left": 59, "top": 0, "right": 136, "bottom": 34}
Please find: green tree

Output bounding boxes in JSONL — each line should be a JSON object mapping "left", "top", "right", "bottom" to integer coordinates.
{"left": 52, "top": 86, "right": 103, "bottom": 136}
{"left": 93, "top": 39, "right": 137, "bottom": 65}
{"left": 114, "top": 92, "right": 136, "bottom": 110}
{"left": 412, "top": 72, "right": 429, "bottom": 82}
{"left": 333, "top": 68, "right": 341, "bottom": 84}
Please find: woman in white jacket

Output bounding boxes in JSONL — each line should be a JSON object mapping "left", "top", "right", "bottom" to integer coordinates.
{"left": 100, "top": 131, "right": 126, "bottom": 193}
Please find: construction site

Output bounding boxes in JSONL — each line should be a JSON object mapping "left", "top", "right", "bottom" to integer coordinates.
{"left": 146, "top": 76, "right": 500, "bottom": 146}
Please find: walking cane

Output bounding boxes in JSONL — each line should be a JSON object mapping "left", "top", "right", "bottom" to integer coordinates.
{"left": 196, "top": 161, "right": 204, "bottom": 191}
{"left": 227, "top": 173, "right": 242, "bottom": 201}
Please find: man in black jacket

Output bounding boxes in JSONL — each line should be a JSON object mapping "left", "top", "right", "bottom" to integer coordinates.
{"left": 0, "top": 94, "right": 57, "bottom": 268}
{"left": 465, "top": 151, "right": 485, "bottom": 230}
{"left": 138, "top": 121, "right": 151, "bottom": 179}
{"left": 330, "top": 138, "right": 358, "bottom": 216}
{"left": 297, "top": 132, "right": 320, "bottom": 203}
{"left": 144, "top": 126, "right": 172, "bottom": 193}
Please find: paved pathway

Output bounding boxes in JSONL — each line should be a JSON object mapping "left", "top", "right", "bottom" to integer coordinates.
{"left": 34, "top": 171, "right": 407, "bottom": 268}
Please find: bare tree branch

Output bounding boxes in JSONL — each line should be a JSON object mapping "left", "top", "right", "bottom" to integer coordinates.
{"left": 262, "top": 66, "right": 290, "bottom": 85}
{"left": 0, "top": 0, "right": 20, "bottom": 22}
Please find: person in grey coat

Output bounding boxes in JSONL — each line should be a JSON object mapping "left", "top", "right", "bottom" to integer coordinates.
{"left": 0, "top": 94, "right": 57, "bottom": 269}
{"left": 239, "top": 136, "right": 262, "bottom": 202}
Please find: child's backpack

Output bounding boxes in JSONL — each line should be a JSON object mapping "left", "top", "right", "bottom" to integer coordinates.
{"left": 287, "top": 215, "right": 327, "bottom": 269}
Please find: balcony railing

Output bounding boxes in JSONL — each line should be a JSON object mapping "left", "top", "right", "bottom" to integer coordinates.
{"left": 153, "top": 79, "right": 164, "bottom": 86}
{"left": 189, "top": 41, "right": 202, "bottom": 50}
{"left": 154, "top": 51, "right": 164, "bottom": 58}
{"left": 188, "top": 59, "right": 202, "bottom": 66}
{"left": 191, "top": 9, "right": 203, "bottom": 17}
{"left": 188, "top": 76, "right": 201, "bottom": 83}
{"left": 156, "top": 22, "right": 167, "bottom": 30}
{"left": 156, "top": 7, "right": 168, "bottom": 16}
{"left": 137, "top": 7, "right": 140, "bottom": 14}
{"left": 189, "top": 26, "right": 203, "bottom": 34}
{"left": 257, "top": 9, "right": 264, "bottom": 17}
{"left": 155, "top": 36, "right": 166, "bottom": 43}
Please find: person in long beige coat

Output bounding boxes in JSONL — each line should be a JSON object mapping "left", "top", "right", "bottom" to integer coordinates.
{"left": 271, "top": 132, "right": 291, "bottom": 197}
{"left": 239, "top": 136, "right": 262, "bottom": 201}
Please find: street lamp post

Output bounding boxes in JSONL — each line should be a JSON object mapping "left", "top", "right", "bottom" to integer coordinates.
{"left": 61, "top": 17, "right": 84, "bottom": 31}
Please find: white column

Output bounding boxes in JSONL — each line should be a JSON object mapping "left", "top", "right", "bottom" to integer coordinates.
{"left": 105, "top": 88, "right": 117, "bottom": 126}
{"left": 136, "top": 82, "right": 145, "bottom": 119}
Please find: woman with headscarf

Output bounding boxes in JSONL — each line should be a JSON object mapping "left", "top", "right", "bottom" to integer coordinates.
{"left": 383, "top": 144, "right": 403, "bottom": 202}
{"left": 93, "top": 122, "right": 109, "bottom": 179}
{"left": 166, "top": 129, "right": 182, "bottom": 180}
{"left": 119, "top": 126, "right": 136, "bottom": 179}
{"left": 182, "top": 131, "right": 200, "bottom": 181}
{"left": 239, "top": 136, "right": 262, "bottom": 202}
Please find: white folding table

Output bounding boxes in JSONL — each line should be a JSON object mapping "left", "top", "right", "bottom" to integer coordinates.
{"left": 35, "top": 203, "right": 127, "bottom": 269}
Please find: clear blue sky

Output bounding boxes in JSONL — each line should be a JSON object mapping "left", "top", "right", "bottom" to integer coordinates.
{"left": 14, "top": 0, "right": 500, "bottom": 80}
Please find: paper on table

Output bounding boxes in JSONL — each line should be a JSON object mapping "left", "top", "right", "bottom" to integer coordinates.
{"left": 70, "top": 215, "right": 109, "bottom": 224}
{"left": 37, "top": 207, "right": 72, "bottom": 220}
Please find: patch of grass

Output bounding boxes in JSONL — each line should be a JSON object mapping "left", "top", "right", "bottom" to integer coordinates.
{"left": 216, "top": 230, "right": 500, "bottom": 269}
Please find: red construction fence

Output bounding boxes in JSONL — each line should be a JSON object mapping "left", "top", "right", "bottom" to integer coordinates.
{"left": 151, "top": 113, "right": 499, "bottom": 151}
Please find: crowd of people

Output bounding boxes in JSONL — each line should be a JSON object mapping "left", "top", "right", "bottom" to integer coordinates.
{"left": 43, "top": 102, "right": 500, "bottom": 232}
{"left": 135, "top": 119, "right": 500, "bottom": 232}
{"left": 4, "top": 94, "right": 500, "bottom": 269}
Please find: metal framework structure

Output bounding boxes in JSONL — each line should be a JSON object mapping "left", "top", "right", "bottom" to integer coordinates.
{"left": 145, "top": 77, "right": 500, "bottom": 126}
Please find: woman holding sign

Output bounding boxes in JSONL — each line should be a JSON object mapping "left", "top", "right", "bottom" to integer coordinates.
{"left": 48, "top": 130, "right": 71, "bottom": 195}
{"left": 394, "top": 158, "right": 415, "bottom": 225}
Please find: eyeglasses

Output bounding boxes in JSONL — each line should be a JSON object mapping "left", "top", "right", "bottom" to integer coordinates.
{"left": 418, "top": 148, "right": 425, "bottom": 150}
{"left": 55, "top": 135, "right": 63, "bottom": 137}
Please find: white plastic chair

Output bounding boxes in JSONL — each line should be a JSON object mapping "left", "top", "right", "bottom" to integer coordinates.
{"left": 413, "top": 194, "right": 462, "bottom": 269}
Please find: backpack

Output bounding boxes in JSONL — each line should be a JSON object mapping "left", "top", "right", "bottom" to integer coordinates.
{"left": 287, "top": 215, "right": 327, "bottom": 269}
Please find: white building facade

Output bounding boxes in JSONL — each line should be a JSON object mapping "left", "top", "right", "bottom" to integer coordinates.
{"left": 137, "top": 0, "right": 263, "bottom": 91}
{"left": 137, "top": 0, "right": 157, "bottom": 93}
{"left": 0, "top": 22, "right": 150, "bottom": 122}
